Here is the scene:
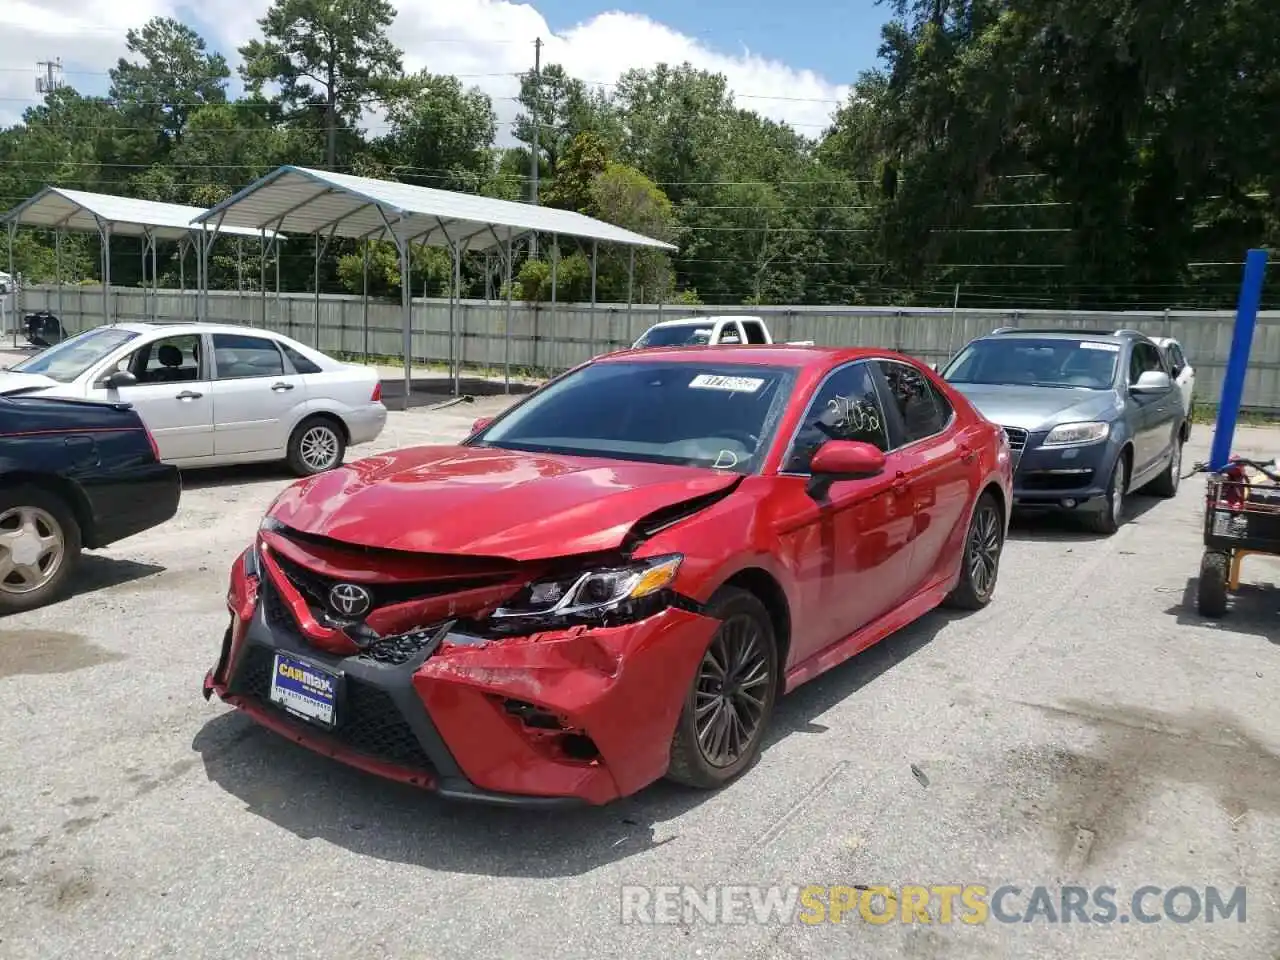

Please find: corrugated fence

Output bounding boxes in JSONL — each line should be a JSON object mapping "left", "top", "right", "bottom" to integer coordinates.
{"left": 13, "top": 284, "right": 1280, "bottom": 411}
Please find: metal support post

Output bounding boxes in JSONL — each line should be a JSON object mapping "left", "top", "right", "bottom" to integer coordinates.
{"left": 1209, "top": 249, "right": 1270, "bottom": 470}
{"left": 589, "top": 238, "right": 598, "bottom": 354}
{"left": 362, "top": 240, "right": 370, "bottom": 363}
{"left": 626, "top": 246, "right": 636, "bottom": 339}
{"left": 453, "top": 242, "right": 462, "bottom": 396}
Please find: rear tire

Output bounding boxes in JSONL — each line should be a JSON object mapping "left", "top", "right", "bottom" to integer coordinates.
{"left": 944, "top": 491, "right": 1004, "bottom": 610}
{"left": 1197, "top": 550, "right": 1229, "bottom": 619}
{"left": 0, "top": 485, "right": 83, "bottom": 616}
{"left": 286, "top": 416, "right": 346, "bottom": 477}
{"left": 666, "top": 587, "right": 778, "bottom": 790}
{"left": 1146, "top": 432, "right": 1182, "bottom": 498}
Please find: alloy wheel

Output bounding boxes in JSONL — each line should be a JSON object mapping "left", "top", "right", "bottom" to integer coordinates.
{"left": 967, "top": 503, "right": 1002, "bottom": 599}
{"left": 0, "top": 506, "right": 66, "bottom": 595}
{"left": 299, "top": 426, "right": 340, "bottom": 471}
{"left": 693, "top": 615, "right": 772, "bottom": 768}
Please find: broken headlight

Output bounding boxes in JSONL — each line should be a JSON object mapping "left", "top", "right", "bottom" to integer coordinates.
{"left": 490, "top": 554, "right": 684, "bottom": 627}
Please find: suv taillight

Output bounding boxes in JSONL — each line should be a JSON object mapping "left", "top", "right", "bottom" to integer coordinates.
{"left": 144, "top": 427, "right": 160, "bottom": 462}
{"left": 371, "top": 381, "right": 382, "bottom": 403}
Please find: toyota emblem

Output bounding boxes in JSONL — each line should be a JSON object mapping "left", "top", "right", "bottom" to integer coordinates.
{"left": 328, "top": 582, "right": 372, "bottom": 618}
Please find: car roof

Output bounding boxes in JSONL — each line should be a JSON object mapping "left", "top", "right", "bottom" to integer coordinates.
{"left": 598, "top": 344, "right": 894, "bottom": 369}
{"left": 980, "top": 328, "right": 1146, "bottom": 345}
{"left": 101, "top": 321, "right": 297, "bottom": 339}
{"left": 644, "top": 315, "right": 766, "bottom": 329}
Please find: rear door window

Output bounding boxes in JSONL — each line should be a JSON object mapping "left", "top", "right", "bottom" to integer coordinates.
{"left": 212, "top": 333, "right": 286, "bottom": 380}
{"left": 875, "top": 360, "right": 948, "bottom": 446}
{"left": 741, "top": 320, "right": 770, "bottom": 344}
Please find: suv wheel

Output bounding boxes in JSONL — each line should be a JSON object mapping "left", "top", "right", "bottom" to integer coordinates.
{"left": 1145, "top": 431, "right": 1183, "bottom": 498}
{"left": 1085, "top": 454, "right": 1127, "bottom": 535}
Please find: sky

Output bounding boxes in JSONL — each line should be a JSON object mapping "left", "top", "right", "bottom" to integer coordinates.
{"left": 0, "top": 0, "right": 890, "bottom": 145}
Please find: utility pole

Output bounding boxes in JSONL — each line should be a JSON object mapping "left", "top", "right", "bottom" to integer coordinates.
{"left": 530, "top": 37, "right": 542, "bottom": 258}
{"left": 35, "top": 58, "right": 64, "bottom": 97}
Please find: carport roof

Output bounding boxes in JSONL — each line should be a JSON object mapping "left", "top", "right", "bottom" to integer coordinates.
{"left": 191, "top": 165, "right": 679, "bottom": 253}
{"left": 1, "top": 186, "right": 281, "bottom": 241}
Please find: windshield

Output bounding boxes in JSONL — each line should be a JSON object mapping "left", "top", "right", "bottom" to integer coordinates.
{"left": 634, "top": 324, "right": 714, "bottom": 348}
{"left": 474, "top": 360, "right": 795, "bottom": 472}
{"left": 9, "top": 327, "right": 139, "bottom": 383}
{"left": 942, "top": 337, "right": 1120, "bottom": 390}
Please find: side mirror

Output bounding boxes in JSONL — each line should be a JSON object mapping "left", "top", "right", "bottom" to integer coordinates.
{"left": 807, "top": 440, "right": 887, "bottom": 500}
{"left": 100, "top": 369, "right": 137, "bottom": 389}
{"left": 1131, "top": 370, "right": 1172, "bottom": 394}
{"left": 471, "top": 416, "right": 493, "bottom": 435}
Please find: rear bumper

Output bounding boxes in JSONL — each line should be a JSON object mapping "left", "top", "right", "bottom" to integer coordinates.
{"left": 345, "top": 404, "right": 387, "bottom": 446}
{"left": 90, "top": 462, "right": 182, "bottom": 546}
{"left": 205, "top": 569, "right": 719, "bottom": 805}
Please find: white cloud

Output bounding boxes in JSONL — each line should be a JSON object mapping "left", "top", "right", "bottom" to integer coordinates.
{"left": 0, "top": 0, "right": 850, "bottom": 162}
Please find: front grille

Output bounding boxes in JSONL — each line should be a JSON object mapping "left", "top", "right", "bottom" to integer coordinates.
{"left": 1001, "top": 426, "right": 1028, "bottom": 453}
{"left": 231, "top": 643, "right": 435, "bottom": 771}
{"left": 270, "top": 549, "right": 507, "bottom": 616}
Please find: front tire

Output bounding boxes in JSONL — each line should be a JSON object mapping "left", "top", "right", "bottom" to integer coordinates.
{"left": 666, "top": 587, "right": 778, "bottom": 789}
{"left": 286, "top": 416, "right": 347, "bottom": 477}
{"left": 1085, "top": 452, "right": 1128, "bottom": 535}
{"left": 0, "top": 486, "right": 83, "bottom": 615}
{"left": 945, "top": 491, "right": 1005, "bottom": 610}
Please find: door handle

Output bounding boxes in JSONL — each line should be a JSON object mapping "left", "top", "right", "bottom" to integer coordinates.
{"left": 175, "top": 390, "right": 203, "bottom": 400}
{"left": 891, "top": 471, "right": 911, "bottom": 495}
{"left": 271, "top": 382, "right": 295, "bottom": 392}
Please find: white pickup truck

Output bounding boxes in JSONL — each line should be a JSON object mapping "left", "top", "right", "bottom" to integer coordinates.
{"left": 631, "top": 315, "right": 813, "bottom": 349}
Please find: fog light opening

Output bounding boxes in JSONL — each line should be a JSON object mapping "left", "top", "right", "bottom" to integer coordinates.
{"left": 502, "top": 698, "right": 565, "bottom": 730}
{"left": 559, "top": 733, "right": 600, "bottom": 762}
{"left": 1061, "top": 498, "right": 1077, "bottom": 508}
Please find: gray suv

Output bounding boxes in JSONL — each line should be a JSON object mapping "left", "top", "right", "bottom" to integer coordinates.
{"left": 939, "top": 328, "right": 1188, "bottom": 534}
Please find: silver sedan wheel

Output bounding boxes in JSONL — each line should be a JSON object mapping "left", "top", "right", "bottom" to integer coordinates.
{"left": 299, "top": 425, "right": 341, "bottom": 472}
{"left": 0, "top": 506, "right": 66, "bottom": 595}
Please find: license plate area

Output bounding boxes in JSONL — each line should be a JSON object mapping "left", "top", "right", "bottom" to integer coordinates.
{"left": 268, "top": 652, "right": 342, "bottom": 728}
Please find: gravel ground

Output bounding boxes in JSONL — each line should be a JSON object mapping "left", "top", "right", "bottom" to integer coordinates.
{"left": 2, "top": 398, "right": 1280, "bottom": 960}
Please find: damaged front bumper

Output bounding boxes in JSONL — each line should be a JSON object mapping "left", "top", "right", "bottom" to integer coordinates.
{"left": 204, "top": 563, "right": 720, "bottom": 805}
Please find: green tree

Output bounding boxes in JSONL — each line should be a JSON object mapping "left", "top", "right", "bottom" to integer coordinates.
{"left": 544, "top": 131, "right": 609, "bottom": 213}
{"left": 108, "top": 17, "right": 230, "bottom": 158}
{"left": 376, "top": 73, "right": 497, "bottom": 192}
{"left": 239, "top": 0, "right": 406, "bottom": 170}
{"left": 513, "top": 63, "right": 620, "bottom": 198}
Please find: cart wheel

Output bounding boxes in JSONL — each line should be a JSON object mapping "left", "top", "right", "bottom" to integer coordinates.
{"left": 1197, "top": 550, "right": 1230, "bottom": 619}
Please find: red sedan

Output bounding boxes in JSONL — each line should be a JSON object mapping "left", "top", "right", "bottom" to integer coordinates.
{"left": 204, "top": 346, "right": 1013, "bottom": 805}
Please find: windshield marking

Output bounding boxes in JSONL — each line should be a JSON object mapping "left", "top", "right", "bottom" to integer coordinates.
{"left": 712, "top": 450, "right": 740, "bottom": 469}
{"left": 689, "top": 374, "right": 764, "bottom": 392}
{"left": 1079, "top": 342, "right": 1120, "bottom": 352}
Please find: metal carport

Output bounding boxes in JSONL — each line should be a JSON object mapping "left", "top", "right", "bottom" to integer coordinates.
{"left": 1, "top": 186, "right": 280, "bottom": 337}
{"left": 192, "top": 165, "right": 678, "bottom": 408}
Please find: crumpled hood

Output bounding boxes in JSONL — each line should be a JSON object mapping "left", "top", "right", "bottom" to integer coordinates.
{"left": 268, "top": 444, "right": 741, "bottom": 560}
{"left": 949, "top": 383, "right": 1119, "bottom": 431}
{"left": 0, "top": 371, "right": 60, "bottom": 396}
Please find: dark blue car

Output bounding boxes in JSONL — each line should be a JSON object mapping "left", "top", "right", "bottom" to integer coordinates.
{"left": 940, "top": 328, "right": 1187, "bottom": 534}
{"left": 0, "top": 393, "right": 181, "bottom": 614}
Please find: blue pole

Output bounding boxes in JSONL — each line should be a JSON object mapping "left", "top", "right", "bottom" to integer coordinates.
{"left": 1209, "top": 248, "right": 1269, "bottom": 471}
